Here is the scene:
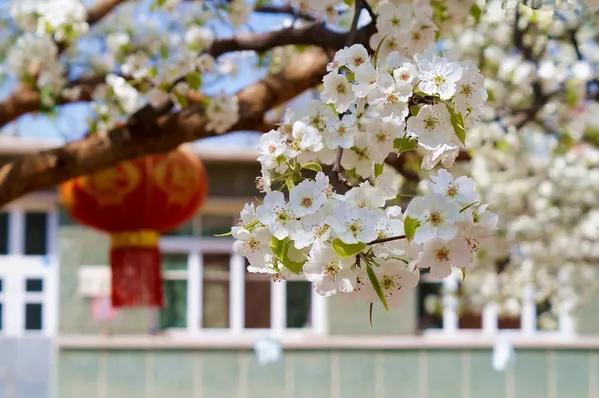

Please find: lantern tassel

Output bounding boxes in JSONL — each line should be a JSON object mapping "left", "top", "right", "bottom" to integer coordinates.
{"left": 110, "top": 231, "right": 163, "bottom": 307}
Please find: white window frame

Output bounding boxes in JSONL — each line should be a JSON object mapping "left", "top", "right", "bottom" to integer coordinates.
{"left": 0, "top": 192, "right": 59, "bottom": 337}
{"left": 421, "top": 269, "right": 575, "bottom": 338}
{"left": 159, "top": 236, "right": 327, "bottom": 337}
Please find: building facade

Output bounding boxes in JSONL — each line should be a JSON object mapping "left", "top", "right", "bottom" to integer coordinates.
{"left": 1, "top": 141, "right": 598, "bottom": 397}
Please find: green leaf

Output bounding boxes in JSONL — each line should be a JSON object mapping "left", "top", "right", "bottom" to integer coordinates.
{"left": 285, "top": 177, "right": 295, "bottom": 192}
{"left": 331, "top": 239, "right": 366, "bottom": 258}
{"left": 283, "top": 257, "right": 305, "bottom": 274}
{"left": 404, "top": 216, "right": 421, "bottom": 241}
{"left": 469, "top": 3, "right": 482, "bottom": 23}
{"left": 409, "top": 104, "right": 421, "bottom": 116}
{"left": 301, "top": 161, "right": 322, "bottom": 173}
{"left": 374, "top": 163, "right": 384, "bottom": 178}
{"left": 393, "top": 136, "right": 418, "bottom": 153}
{"left": 173, "top": 92, "right": 188, "bottom": 108}
{"left": 269, "top": 237, "right": 305, "bottom": 274}
{"left": 270, "top": 237, "right": 287, "bottom": 260}
{"left": 445, "top": 103, "right": 467, "bottom": 145}
{"left": 366, "top": 265, "right": 389, "bottom": 311}
{"left": 214, "top": 230, "right": 233, "bottom": 237}
{"left": 185, "top": 72, "right": 202, "bottom": 90}
{"left": 369, "top": 302, "right": 374, "bottom": 328}
{"left": 345, "top": 168, "right": 359, "bottom": 181}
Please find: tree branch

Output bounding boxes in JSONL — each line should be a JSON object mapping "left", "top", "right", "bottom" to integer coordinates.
{"left": 87, "top": 0, "right": 127, "bottom": 25}
{"left": 208, "top": 19, "right": 374, "bottom": 57}
{"left": 510, "top": 5, "right": 548, "bottom": 129}
{"left": 368, "top": 235, "right": 406, "bottom": 245}
{"left": 0, "top": 48, "right": 330, "bottom": 206}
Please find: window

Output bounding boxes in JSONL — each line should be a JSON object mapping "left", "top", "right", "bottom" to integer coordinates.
{"left": 159, "top": 254, "right": 188, "bottom": 330}
{"left": 24, "top": 212, "right": 48, "bottom": 255}
{"left": 245, "top": 268, "right": 271, "bottom": 329}
{"left": 25, "top": 303, "right": 43, "bottom": 330}
{"left": 165, "top": 214, "right": 235, "bottom": 237}
{"left": 286, "top": 281, "right": 312, "bottom": 328}
{"left": 200, "top": 215, "right": 235, "bottom": 237}
{"left": 418, "top": 270, "right": 574, "bottom": 336}
{"left": 158, "top": 235, "right": 326, "bottom": 335}
{"left": 25, "top": 278, "right": 43, "bottom": 292}
{"left": 0, "top": 213, "right": 8, "bottom": 255}
{"left": 202, "top": 253, "right": 231, "bottom": 329}
{"left": 0, "top": 198, "right": 57, "bottom": 337}
{"left": 24, "top": 277, "right": 45, "bottom": 331}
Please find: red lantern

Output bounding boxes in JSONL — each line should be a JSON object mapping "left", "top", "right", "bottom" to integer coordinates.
{"left": 60, "top": 146, "right": 208, "bottom": 307}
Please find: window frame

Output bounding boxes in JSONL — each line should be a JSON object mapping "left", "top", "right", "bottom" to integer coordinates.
{"left": 420, "top": 269, "right": 576, "bottom": 338}
{"left": 159, "top": 235, "right": 327, "bottom": 337}
{"left": 0, "top": 192, "right": 58, "bottom": 337}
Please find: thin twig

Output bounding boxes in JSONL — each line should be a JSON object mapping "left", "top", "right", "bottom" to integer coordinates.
{"left": 362, "top": 0, "right": 376, "bottom": 22}
{"left": 569, "top": 29, "right": 583, "bottom": 60}
{"left": 330, "top": 148, "right": 354, "bottom": 189}
{"left": 346, "top": 0, "right": 365, "bottom": 45}
{"left": 368, "top": 235, "right": 406, "bottom": 245}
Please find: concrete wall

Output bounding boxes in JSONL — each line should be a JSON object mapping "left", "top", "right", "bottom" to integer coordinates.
{"left": 327, "top": 293, "right": 416, "bottom": 335}
{"left": 57, "top": 347, "right": 598, "bottom": 398}
{"left": 0, "top": 338, "right": 52, "bottom": 398}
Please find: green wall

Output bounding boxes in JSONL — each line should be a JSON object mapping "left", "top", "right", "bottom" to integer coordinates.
{"left": 59, "top": 226, "right": 153, "bottom": 334}
{"left": 327, "top": 293, "right": 416, "bottom": 335}
{"left": 57, "top": 348, "right": 598, "bottom": 398}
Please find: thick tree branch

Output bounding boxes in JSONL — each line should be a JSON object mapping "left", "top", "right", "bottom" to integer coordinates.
{"left": 0, "top": 48, "right": 329, "bottom": 207}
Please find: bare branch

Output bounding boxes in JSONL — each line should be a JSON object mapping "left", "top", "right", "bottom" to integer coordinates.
{"left": 368, "top": 235, "right": 406, "bottom": 245}
{"left": 0, "top": 76, "right": 101, "bottom": 127}
{"left": 87, "top": 0, "right": 127, "bottom": 25}
{"left": 208, "top": 19, "right": 374, "bottom": 57}
{"left": 0, "top": 48, "right": 330, "bottom": 206}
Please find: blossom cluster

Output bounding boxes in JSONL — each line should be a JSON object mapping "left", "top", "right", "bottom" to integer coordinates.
{"left": 438, "top": 0, "right": 599, "bottom": 323}
{"left": 10, "top": 0, "right": 88, "bottom": 42}
{"left": 289, "top": 0, "right": 477, "bottom": 59}
{"left": 6, "top": 0, "right": 87, "bottom": 93}
{"left": 463, "top": 126, "right": 599, "bottom": 322}
{"left": 319, "top": 44, "right": 486, "bottom": 170}
{"left": 85, "top": 4, "right": 239, "bottom": 133}
{"left": 233, "top": 44, "right": 497, "bottom": 310}
{"left": 6, "top": 34, "right": 64, "bottom": 96}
